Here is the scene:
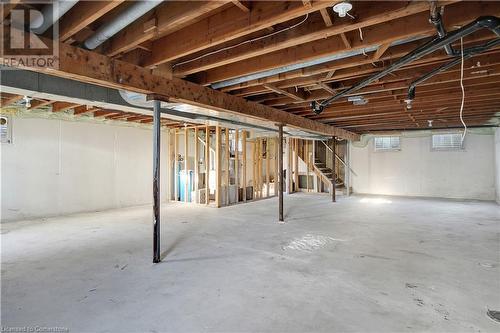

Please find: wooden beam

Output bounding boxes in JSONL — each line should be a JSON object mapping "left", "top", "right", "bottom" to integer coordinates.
{"left": 195, "top": 2, "right": 492, "bottom": 85}
{"left": 73, "top": 105, "right": 99, "bottom": 116}
{"left": 105, "top": 112, "right": 133, "bottom": 120}
{"left": 373, "top": 42, "right": 391, "bottom": 61}
{"left": 302, "top": 0, "right": 312, "bottom": 8}
{"left": 263, "top": 84, "right": 307, "bottom": 101}
{"left": 93, "top": 110, "right": 120, "bottom": 117}
{"left": 59, "top": 1, "right": 124, "bottom": 42}
{"left": 325, "top": 70, "right": 336, "bottom": 80}
{"left": 232, "top": 0, "right": 249, "bottom": 12}
{"left": 174, "top": 1, "right": 442, "bottom": 76}
{"left": 14, "top": 38, "right": 355, "bottom": 140}
{"left": 28, "top": 99, "right": 54, "bottom": 110}
{"left": 106, "top": 1, "right": 229, "bottom": 57}
{"left": 52, "top": 102, "right": 80, "bottom": 112}
{"left": 145, "top": 1, "right": 336, "bottom": 67}
{"left": 226, "top": 31, "right": 495, "bottom": 93}
{"left": 340, "top": 33, "right": 351, "bottom": 49}
{"left": 319, "top": 8, "right": 333, "bottom": 27}
{"left": 126, "top": 115, "right": 151, "bottom": 122}
{"left": 318, "top": 82, "right": 336, "bottom": 94}
{"left": 0, "top": 94, "right": 23, "bottom": 107}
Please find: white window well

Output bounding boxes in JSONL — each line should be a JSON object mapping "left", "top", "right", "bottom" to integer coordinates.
{"left": 374, "top": 136, "right": 400, "bottom": 152}
{"left": 431, "top": 133, "right": 464, "bottom": 151}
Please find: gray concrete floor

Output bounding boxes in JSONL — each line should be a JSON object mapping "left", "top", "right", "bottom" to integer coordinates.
{"left": 2, "top": 193, "right": 499, "bottom": 332}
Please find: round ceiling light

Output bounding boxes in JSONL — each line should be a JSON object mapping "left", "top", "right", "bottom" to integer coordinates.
{"left": 333, "top": 2, "right": 353, "bottom": 18}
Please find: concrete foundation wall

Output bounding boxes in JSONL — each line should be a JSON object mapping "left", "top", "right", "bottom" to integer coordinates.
{"left": 1, "top": 117, "right": 168, "bottom": 222}
{"left": 495, "top": 128, "right": 500, "bottom": 204}
{"left": 350, "top": 132, "right": 496, "bottom": 200}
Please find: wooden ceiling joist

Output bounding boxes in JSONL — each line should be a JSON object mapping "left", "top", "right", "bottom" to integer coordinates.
{"left": 1, "top": 36, "right": 357, "bottom": 140}
{"left": 105, "top": 1, "right": 229, "bottom": 57}
{"left": 262, "top": 84, "right": 307, "bottom": 101}
{"left": 231, "top": 0, "right": 250, "bottom": 12}
{"left": 194, "top": 2, "right": 497, "bottom": 85}
{"left": 59, "top": 0, "right": 124, "bottom": 42}
{"left": 2, "top": 1, "right": 499, "bottom": 134}
{"left": 175, "top": 1, "right": 455, "bottom": 77}
{"left": 0, "top": 94, "right": 23, "bottom": 107}
{"left": 319, "top": 8, "right": 333, "bottom": 27}
{"left": 28, "top": 99, "right": 54, "bottom": 110}
{"left": 144, "top": 0, "right": 337, "bottom": 68}
{"left": 52, "top": 102, "right": 80, "bottom": 112}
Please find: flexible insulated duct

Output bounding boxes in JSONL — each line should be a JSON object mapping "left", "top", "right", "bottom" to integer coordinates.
{"left": 31, "top": 0, "right": 79, "bottom": 34}
{"left": 84, "top": 0, "right": 163, "bottom": 50}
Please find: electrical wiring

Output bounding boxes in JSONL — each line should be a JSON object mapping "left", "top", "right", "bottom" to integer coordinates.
{"left": 172, "top": 14, "right": 309, "bottom": 68}
{"left": 459, "top": 37, "right": 467, "bottom": 144}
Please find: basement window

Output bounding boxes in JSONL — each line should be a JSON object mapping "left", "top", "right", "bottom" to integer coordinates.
{"left": 374, "top": 136, "right": 400, "bottom": 152}
{"left": 431, "top": 133, "right": 464, "bottom": 151}
{"left": 0, "top": 116, "right": 12, "bottom": 144}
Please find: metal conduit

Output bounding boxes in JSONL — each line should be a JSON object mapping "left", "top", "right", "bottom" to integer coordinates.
{"left": 311, "top": 16, "right": 500, "bottom": 115}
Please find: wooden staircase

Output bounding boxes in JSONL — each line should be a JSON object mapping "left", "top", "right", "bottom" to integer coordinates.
{"left": 290, "top": 138, "right": 346, "bottom": 195}
{"left": 313, "top": 140, "right": 346, "bottom": 194}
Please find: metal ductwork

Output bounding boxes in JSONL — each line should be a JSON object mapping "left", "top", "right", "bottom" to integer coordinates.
{"left": 30, "top": 0, "right": 79, "bottom": 34}
{"left": 83, "top": 0, "right": 163, "bottom": 50}
{"left": 310, "top": 15, "right": 500, "bottom": 115}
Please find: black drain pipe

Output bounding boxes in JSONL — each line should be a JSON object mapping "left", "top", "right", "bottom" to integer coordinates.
{"left": 430, "top": 1, "right": 455, "bottom": 56}
{"left": 311, "top": 16, "right": 500, "bottom": 115}
{"left": 406, "top": 37, "right": 500, "bottom": 106}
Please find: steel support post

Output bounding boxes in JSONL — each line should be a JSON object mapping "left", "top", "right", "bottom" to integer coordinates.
{"left": 152, "top": 100, "right": 161, "bottom": 263}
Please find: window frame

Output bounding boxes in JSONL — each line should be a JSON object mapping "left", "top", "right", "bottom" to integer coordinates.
{"left": 431, "top": 132, "right": 465, "bottom": 152}
{"left": 373, "top": 136, "right": 401, "bottom": 152}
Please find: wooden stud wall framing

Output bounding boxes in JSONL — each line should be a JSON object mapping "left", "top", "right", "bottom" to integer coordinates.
{"left": 293, "top": 139, "right": 299, "bottom": 192}
{"left": 242, "top": 130, "right": 247, "bottom": 202}
{"left": 184, "top": 127, "right": 189, "bottom": 202}
{"left": 235, "top": 129, "right": 239, "bottom": 203}
{"left": 174, "top": 129, "right": 178, "bottom": 201}
{"left": 266, "top": 139, "right": 270, "bottom": 197}
{"left": 205, "top": 125, "right": 210, "bottom": 205}
{"left": 225, "top": 129, "right": 230, "bottom": 205}
{"left": 194, "top": 127, "right": 199, "bottom": 204}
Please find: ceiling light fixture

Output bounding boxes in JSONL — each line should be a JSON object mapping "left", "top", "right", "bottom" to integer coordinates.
{"left": 23, "top": 95, "right": 32, "bottom": 108}
{"left": 333, "top": 1, "right": 352, "bottom": 18}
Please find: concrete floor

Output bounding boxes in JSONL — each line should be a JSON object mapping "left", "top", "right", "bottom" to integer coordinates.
{"left": 2, "top": 193, "right": 499, "bottom": 332}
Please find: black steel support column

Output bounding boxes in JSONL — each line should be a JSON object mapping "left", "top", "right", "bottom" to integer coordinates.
{"left": 331, "top": 137, "right": 336, "bottom": 203}
{"left": 278, "top": 124, "right": 284, "bottom": 222}
{"left": 153, "top": 100, "right": 161, "bottom": 263}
